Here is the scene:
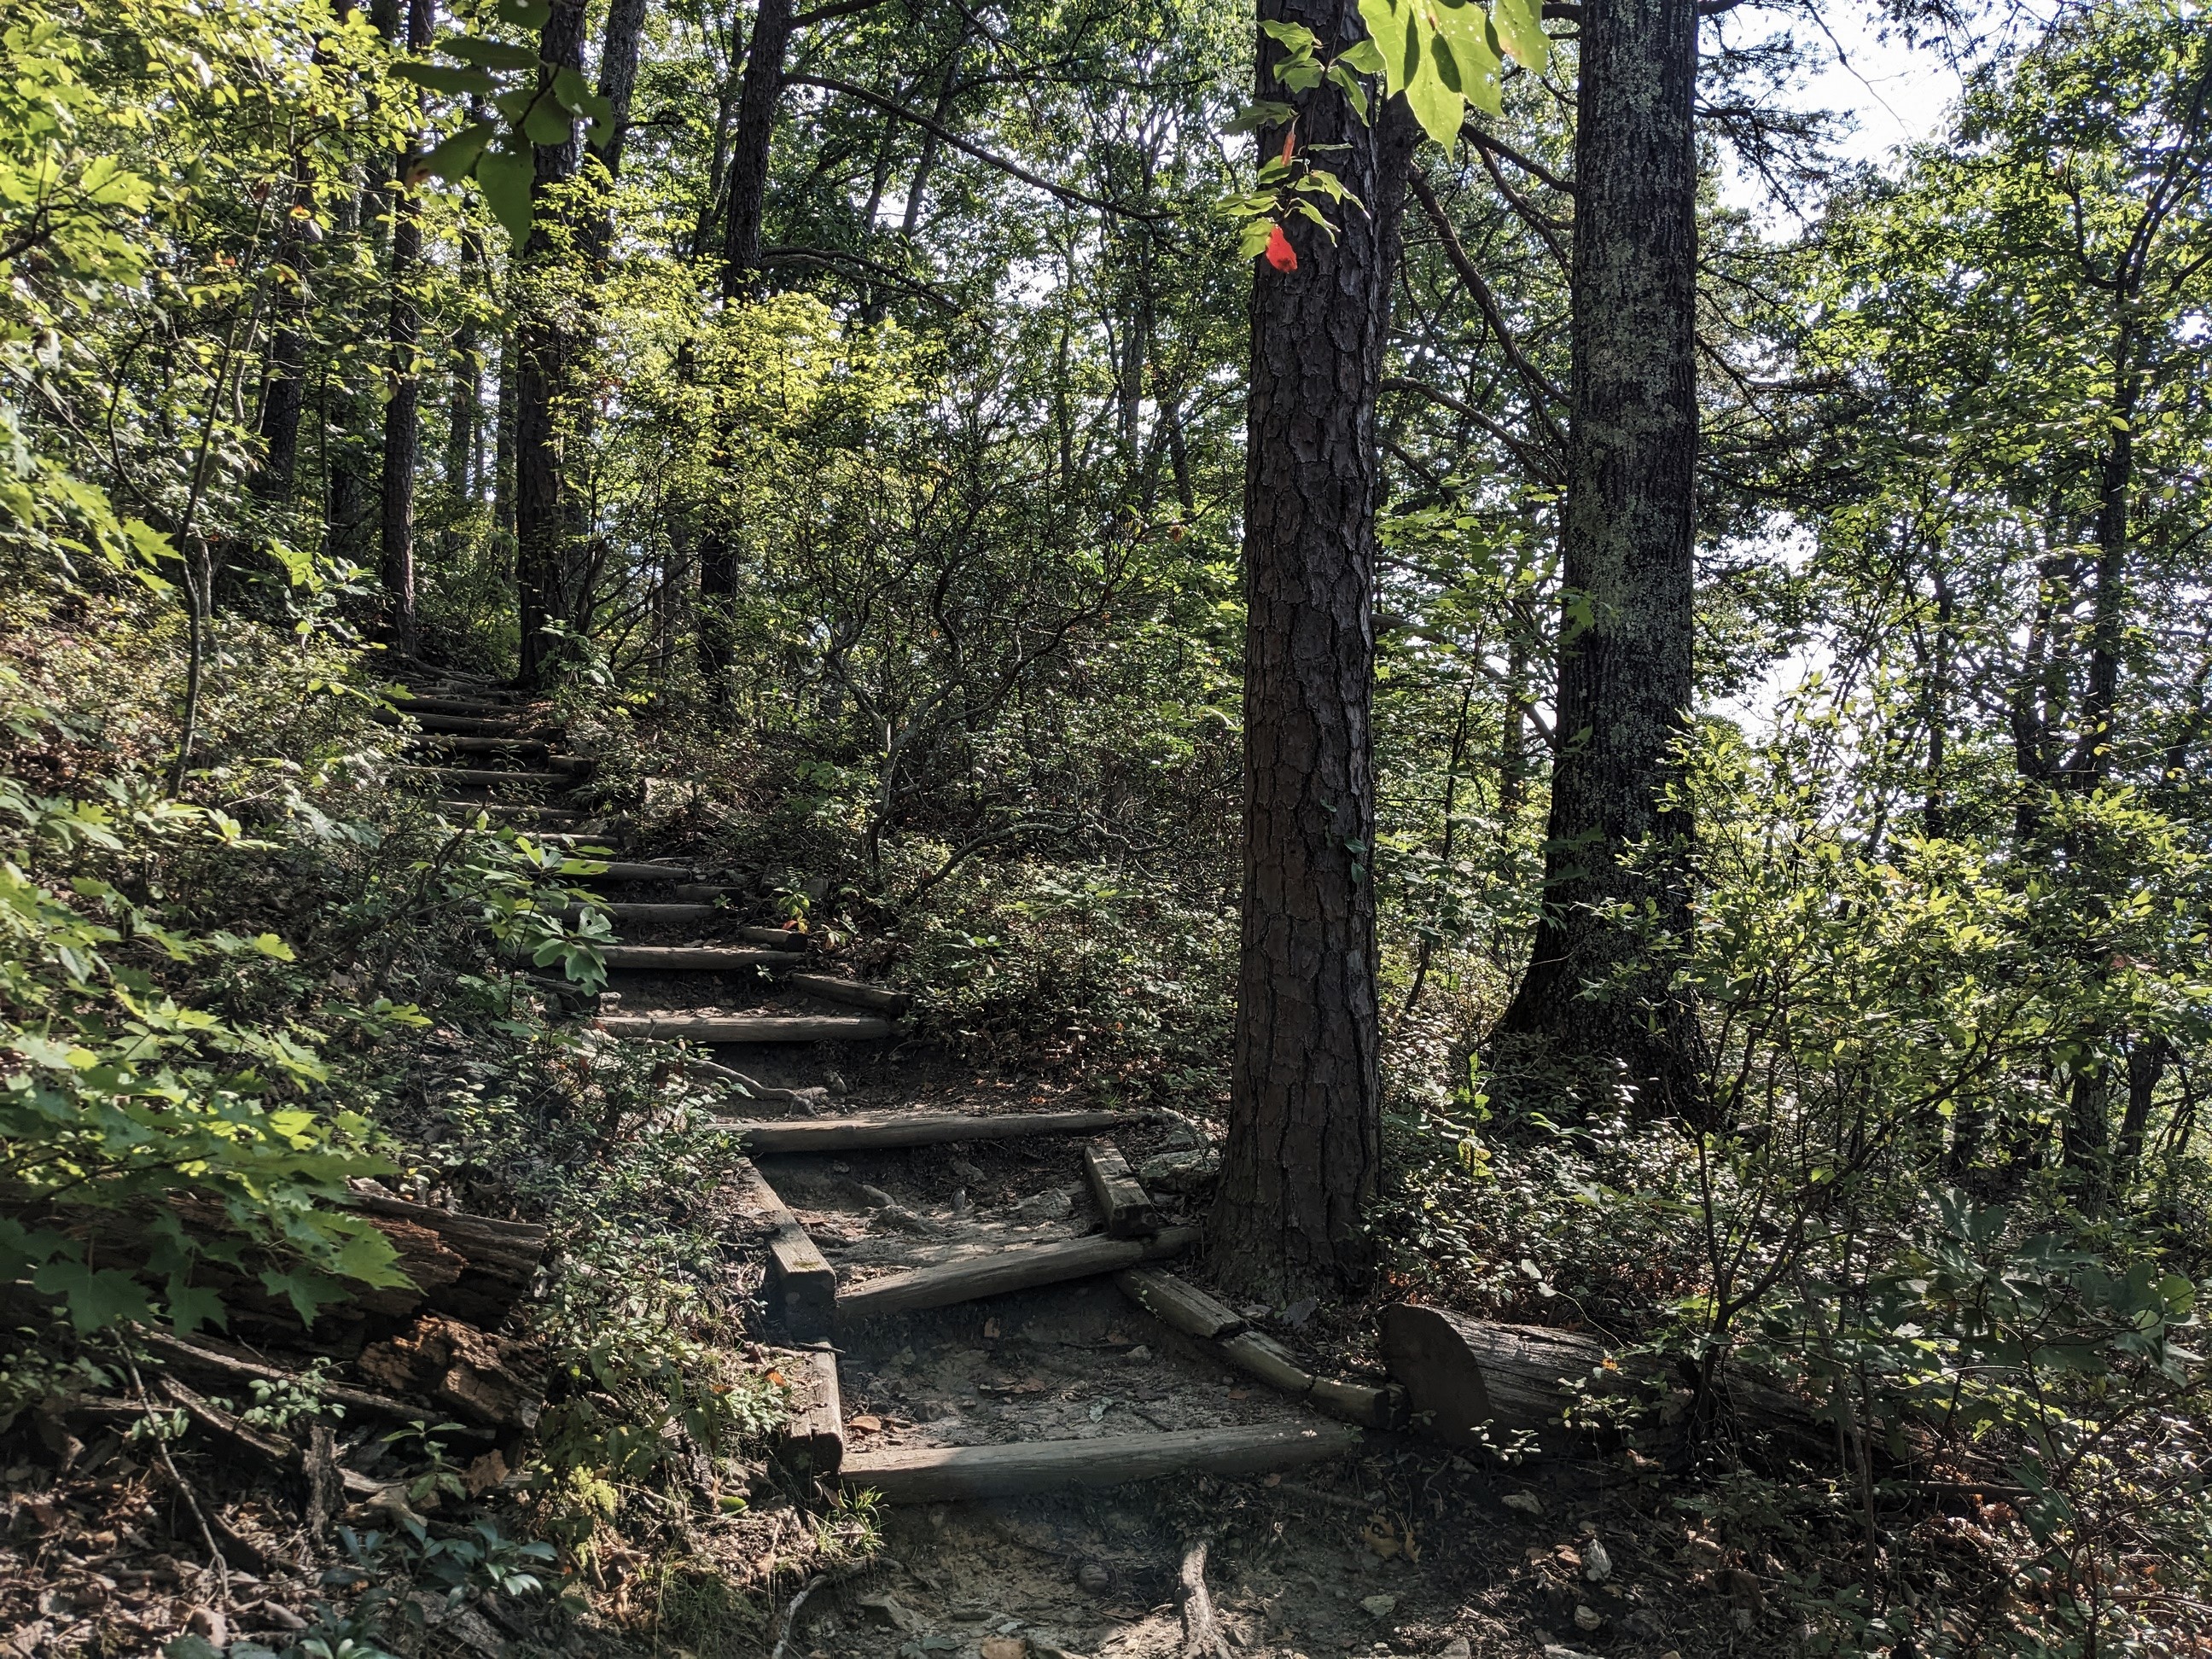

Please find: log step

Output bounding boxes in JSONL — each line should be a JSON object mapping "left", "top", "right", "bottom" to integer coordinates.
{"left": 564, "top": 860, "right": 696, "bottom": 882}
{"left": 772, "top": 1347, "right": 844, "bottom": 1476}
{"left": 442, "top": 800, "right": 589, "bottom": 824}
{"left": 565, "top": 902, "right": 718, "bottom": 923}
{"left": 600, "top": 946, "right": 794, "bottom": 972}
{"left": 737, "top": 925, "right": 810, "bottom": 951}
{"left": 1085, "top": 1142, "right": 1160, "bottom": 1238}
{"left": 786, "top": 972, "right": 911, "bottom": 1016}
{"left": 413, "top": 734, "right": 550, "bottom": 760}
{"left": 402, "top": 765, "right": 570, "bottom": 789}
{"left": 836, "top": 1227, "right": 1196, "bottom": 1323}
{"left": 378, "top": 711, "right": 549, "bottom": 737}
{"left": 732, "top": 1159, "right": 835, "bottom": 1340}
{"left": 597, "top": 1013, "right": 894, "bottom": 1043}
{"left": 840, "top": 1422, "right": 1361, "bottom": 1503}
{"left": 725, "top": 1109, "right": 1150, "bottom": 1154}
{"left": 390, "top": 696, "right": 517, "bottom": 718}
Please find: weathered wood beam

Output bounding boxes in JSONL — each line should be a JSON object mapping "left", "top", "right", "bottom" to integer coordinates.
{"left": 835, "top": 1227, "right": 1196, "bottom": 1323}
{"left": 1084, "top": 1142, "right": 1159, "bottom": 1237}
{"left": 600, "top": 946, "right": 791, "bottom": 971}
{"left": 731, "top": 1159, "right": 835, "bottom": 1340}
{"left": 786, "top": 972, "right": 911, "bottom": 1016}
{"left": 725, "top": 1109, "right": 1149, "bottom": 1155}
{"left": 597, "top": 1013, "right": 894, "bottom": 1043}
{"left": 839, "top": 1422, "right": 1362, "bottom": 1502}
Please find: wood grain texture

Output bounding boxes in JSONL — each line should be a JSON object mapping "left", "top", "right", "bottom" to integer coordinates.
{"left": 836, "top": 1228, "right": 1196, "bottom": 1322}
{"left": 840, "top": 1421, "right": 1361, "bottom": 1501}
{"left": 725, "top": 1109, "right": 1147, "bottom": 1154}
{"left": 596, "top": 1013, "right": 894, "bottom": 1043}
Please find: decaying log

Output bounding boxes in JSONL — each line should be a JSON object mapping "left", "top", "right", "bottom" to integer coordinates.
{"left": 159, "top": 1377, "right": 381, "bottom": 1498}
{"left": 1308, "top": 1377, "right": 1407, "bottom": 1430}
{"left": 835, "top": 1228, "right": 1197, "bottom": 1323}
{"left": 137, "top": 1330, "right": 430, "bottom": 1423}
{"left": 345, "top": 1192, "right": 548, "bottom": 1327}
{"left": 840, "top": 1422, "right": 1362, "bottom": 1503}
{"left": 356, "top": 1314, "right": 543, "bottom": 1430}
{"left": 735, "top": 924, "right": 812, "bottom": 950}
{"left": 1115, "top": 1268, "right": 1243, "bottom": 1340}
{"left": 1380, "top": 1303, "right": 1837, "bottom": 1462}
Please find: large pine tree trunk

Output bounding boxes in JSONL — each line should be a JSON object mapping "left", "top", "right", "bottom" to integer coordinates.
{"left": 378, "top": 0, "right": 431, "bottom": 658}
{"left": 1203, "top": 0, "right": 1416, "bottom": 1303}
{"left": 515, "top": 0, "right": 588, "bottom": 686}
{"left": 1499, "top": 0, "right": 1700, "bottom": 1114}
{"left": 719, "top": 0, "right": 796, "bottom": 294}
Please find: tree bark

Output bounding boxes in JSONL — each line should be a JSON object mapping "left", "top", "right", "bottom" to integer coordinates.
{"left": 697, "top": 527, "right": 737, "bottom": 696}
{"left": 444, "top": 224, "right": 485, "bottom": 499}
{"left": 1499, "top": 0, "right": 1701, "bottom": 1115}
{"left": 720, "top": 0, "right": 797, "bottom": 294}
{"left": 515, "top": 0, "right": 589, "bottom": 686}
{"left": 378, "top": 0, "right": 432, "bottom": 657}
{"left": 1204, "top": 0, "right": 1417, "bottom": 1303}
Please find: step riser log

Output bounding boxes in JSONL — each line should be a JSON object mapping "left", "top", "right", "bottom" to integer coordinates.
{"left": 597, "top": 1015, "right": 893, "bottom": 1043}
{"left": 785, "top": 972, "right": 911, "bottom": 1016}
{"left": 835, "top": 1228, "right": 1196, "bottom": 1323}
{"left": 723, "top": 1109, "right": 1150, "bottom": 1155}
{"left": 839, "top": 1423, "right": 1361, "bottom": 1503}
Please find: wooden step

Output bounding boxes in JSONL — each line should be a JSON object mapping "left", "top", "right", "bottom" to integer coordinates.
{"left": 562, "top": 901, "right": 713, "bottom": 923}
{"left": 596, "top": 1013, "right": 894, "bottom": 1043}
{"left": 1084, "top": 1142, "right": 1160, "bottom": 1237}
{"left": 390, "top": 696, "right": 517, "bottom": 718}
{"left": 725, "top": 1109, "right": 1148, "bottom": 1155}
{"left": 836, "top": 1227, "right": 1196, "bottom": 1323}
{"left": 785, "top": 972, "right": 911, "bottom": 1016}
{"left": 565, "top": 860, "right": 696, "bottom": 882}
{"left": 378, "top": 711, "right": 547, "bottom": 737}
{"left": 402, "top": 765, "right": 569, "bottom": 789}
{"left": 599, "top": 946, "right": 793, "bottom": 972}
{"left": 439, "top": 800, "right": 591, "bottom": 828}
{"left": 411, "top": 734, "right": 550, "bottom": 760}
{"left": 840, "top": 1422, "right": 1361, "bottom": 1503}
{"left": 732, "top": 1160, "right": 835, "bottom": 1339}
{"left": 736, "top": 924, "right": 810, "bottom": 950}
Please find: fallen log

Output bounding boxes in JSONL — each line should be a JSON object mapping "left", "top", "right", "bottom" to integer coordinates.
{"left": 377, "top": 711, "right": 548, "bottom": 737}
{"left": 726, "top": 1109, "right": 1150, "bottom": 1155}
{"left": 836, "top": 1227, "right": 1197, "bottom": 1323}
{"left": 1083, "top": 1143, "right": 1159, "bottom": 1238}
{"left": 597, "top": 1013, "right": 894, "bottom": 1043}
{"left": 415, "top": 735, "right": 549, "bottom": 760}
{"left": 1115, "top": 1268, "right": 1244, "bottom": 1340}
{"left": 345, "top": 1192, "right": 548, "bottom": 1328}
{"left": 160, "top": 1377, "right": 381, "bottom": 1498}
{"left": 736, "top": 924, "right": 812, "bottom": 951}
{"left": 563, "top": 859, "right": 696, "bottom": 882}
{"left": 784, "top": 973, "right": 911, "bottom": 1016}
{"left": 1217, "top": 1330, "right": 1314, "bottom": 1396}
{"left": 565, "top": 901, "right": 716, "bottom": 923}
{"left": 840, "top": 1422, "right": 1361, "bottom": 1502}
{"left": 136, "top": 1330, "right": 435, "bottom": 1424}
{"left": 355, "top": 1313, "right": 544, "bottom": 1430}
{"left": 731, "top": 1160, "right": 836, "bottom": 1341}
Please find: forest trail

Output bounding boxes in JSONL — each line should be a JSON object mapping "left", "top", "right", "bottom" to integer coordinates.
{"left": 390, "top": 668, "right": 1679, "bottom": 1659}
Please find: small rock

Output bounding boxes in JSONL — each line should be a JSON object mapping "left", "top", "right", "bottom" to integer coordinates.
{"left": 1621, "top": 1610, "right": 1666, "bottom": 1639}
{"left": 1501, "top": 1492, "right": 1542, "bottom": 1516}
{"left": 255, "top": 1602, "right": 309, "bottom": 1632}
{"left": 1075, "top": 1562, "right": 1112, "bottom": 1594}
{"left": 872, "top": 1204, "right": 938, "bottom": 1235}
{"left": 824, "top": 1068, "right": 850, "bottom": 1095}
{"left": 1359, "top": 1594, "right": 1396, "bottom": 1618}
{"left": 855, "top": 1183, "right": 897, "bottom": 1208}
{"left": 1011, "top": 1187, "right": 1074, "bottom": 1221}
{"left": 952, "top": 1188, "right": 972, "bottom": 1218}
{"left": 1137, "top": 1150, "right": 1219, "bottom": 1193}
{"left": 980, "top": 1638, "right": 1030, "bottom": 1659}
{"left": 1125, "top": 1345, "right": 1151, "bottom": 1362}
{"left": 1573, "top": 1603, "right": 1603, "bottom": 1632}
{"left": 1438, "top": 1641, "right": 1473, "bottom": 1658}
{"left": 1281, "top": 1295, "right": 1318, "bottom": 1328}
{"left": 187, "top": 1608, "right": 228, "bottom": 1646}
{"left": 1157, "top": 1121, "right": 1202, "bottom": 1150}
{"left": 1239, "top": 1303, "right": 1269, "bottom": 1320}
{"left": 950, "top": 1159, "right": 987, "bottom": 1184}
{"left": 1581, "top": 1538, "right": 1612, "bottom": 1581}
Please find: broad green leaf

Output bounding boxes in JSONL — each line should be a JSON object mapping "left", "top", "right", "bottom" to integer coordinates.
{"left": 259, "top": 1265, "right": 348, "bottom": 1327}
{"left": 165, "top": 1278, "right": 228, "bottom": 1336}
{"left": 444, "top": 36, "right": 541, "bottom": 70}
{"left": 1402, "top": 29, "right": 1466, "bottom": 145}
{"left": 522, "top": 97, "right": 576, "bottom": 146}
{"left": 1490, "top": 0, "right": 1549, "bottom": 68}
{"left": 496, "top": 0, "right": 552, "bottom": 26}
{"left": 33, "top": 1260, "right": 156, "bottom": 1331}
{"left": 392, "top": 61, "right": 498, "bottom": 97}
{"left": 423, "top": 120, "right": 498, "bottom": 183}
{"left": 476, "top": 144, "right": 535, "bottom": 242}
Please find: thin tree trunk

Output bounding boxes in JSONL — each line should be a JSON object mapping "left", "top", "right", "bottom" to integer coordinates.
{"left": 899, "top": 20, "right": 973, "bottom": 240}
{"left": 379, "top": 0, "right": 431, "bottom": 657}
{"left": 2067, "top": 317, "right": 2136, "bottom": 792}
{"left": 515, "top": 0, "right": 588, "bottom": 685}
{"left": 492, "top": 339, "right": 517, "bottom": 535}
{"left": 720, "top": 0, "right": 797, "bottom": 294}
{"left": 697, "top": 529, "right": 737, "bottom": 696}
{"left": 1499, "top": 0, "right": 1701, "bottom": 1117}
{"left": 1204, "top": 0, "right": 1417, "bottom": 1303}
{"left": 444, "top": 225, "right": 485, "bottom": 499}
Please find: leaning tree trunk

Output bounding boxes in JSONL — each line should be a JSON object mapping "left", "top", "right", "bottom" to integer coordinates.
{"left": 378, "top": 0, "right": 432, "bottom": 657}
{"left": 719, "top": 0, "right": 796, "bottom": 294}
{"left": 514, "top": 0, "right": 588, "bottom": 687}
{"left": 1499, "top": 0, "right": 1700, "bottom": 1115}
{"left": 1203, "top": 0, "right": 1417, "bottom": 1304}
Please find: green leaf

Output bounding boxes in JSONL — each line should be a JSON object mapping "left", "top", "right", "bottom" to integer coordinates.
{"left": 392, "top": 61, "right": 498, "bottom": 97}
{"left": 496, "top": 0, "right": 553, "bottom": 26}
{"left": 1489, "top": 0, "right": 1549, "bottom": 68}
{"left": 424, "top": 120, "right": 498, "bottom": 183}
{"left": 1402, "top": 30, "right": 1467, "bottom": 145}
{"left": 444, "top": 35, "right": 541, "bottom": 70}
{"left": 1359, "top": 0, "right": 1417, "bottom": 96}
{"left": 33, "top": 1260, "right": 156, "bottom": 1332}
{"left": 259, "top": 1266, "right": 349, "bottom": 1327}
{"left": 476, "top": 144, "right": 535, "bottom": 242}
{"left": 1430, "top": 0, "right": 1503, "bottom": 120}
{"left": 522, "top": 97, "right": 576, "bottom": 145}
{"left": 1225, "top": 101, "right": 1297, "bottom": 135}
{"left": 1338, "top": 37, "right": 1385, "bottom": 76}
{"left": 550, "top": 67, "right": 613, "bottom": 123}
{"left": 165, "top": 1278, "right": 228, "bottom": 1336}
{"left": 249, "top": 932, "right": 295, "bottom": 961}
